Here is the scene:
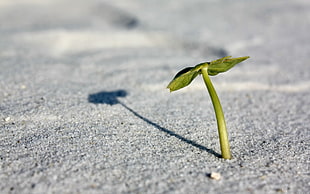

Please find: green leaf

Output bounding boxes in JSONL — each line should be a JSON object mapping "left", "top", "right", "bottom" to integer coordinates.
{"left": 167, "top": 63, "right": 208, "bottom": 92}
{"left": 208, "top": 56, "right": 250, "bottom": 76}
{"left": 167, "top": 56, "right": 249, "bottom": 91}
{"left": 167, "top": 67, "right": 197, "bottom": 92}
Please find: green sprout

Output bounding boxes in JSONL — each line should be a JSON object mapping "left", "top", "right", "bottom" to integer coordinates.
{"left": 167, "top": 56, "right": 250, "bottom": 159}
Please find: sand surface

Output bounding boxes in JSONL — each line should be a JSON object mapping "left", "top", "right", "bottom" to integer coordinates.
{"left": 1, "top": 0, "right": 309, "bottom": 193}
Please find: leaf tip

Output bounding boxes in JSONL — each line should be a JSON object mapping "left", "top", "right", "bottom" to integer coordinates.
{"left": 166, "top": 85, "right": 173, "bottom": 92}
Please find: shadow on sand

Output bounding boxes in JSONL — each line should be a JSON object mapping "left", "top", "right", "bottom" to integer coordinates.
{"left": 88, "top": 90, "right": 221, "bottom": 158}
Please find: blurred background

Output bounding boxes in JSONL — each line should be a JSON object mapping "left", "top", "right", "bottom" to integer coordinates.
{"left": 1, "top": 0, "right": 308, "bottom": 78}
{"left": 1, "top": 0, "right": 309, "bottom": 80}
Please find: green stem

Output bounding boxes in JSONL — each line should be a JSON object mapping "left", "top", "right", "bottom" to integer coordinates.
{"left": 201, "top": 68, "right": 232, "bottom": 159}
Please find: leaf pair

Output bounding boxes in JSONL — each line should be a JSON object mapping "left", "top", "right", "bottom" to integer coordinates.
{"left": 167, "top": 56, "right": 249, "bottom": 92}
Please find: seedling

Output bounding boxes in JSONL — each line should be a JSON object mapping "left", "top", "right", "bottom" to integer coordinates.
{"left": 167, "top": 56, "right": 249, "bottom": 159}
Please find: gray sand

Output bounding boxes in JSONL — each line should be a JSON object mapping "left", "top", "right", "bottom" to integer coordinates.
{"left": 0, "top": 0, "right": 309, "bottom": 193}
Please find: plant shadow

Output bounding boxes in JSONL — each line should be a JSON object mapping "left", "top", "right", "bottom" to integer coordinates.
{"left": 88, "top": 90, "right": 127, "bottom": 105}
{"left": 88, "top": 90, "right": 221, "bottom": 158}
